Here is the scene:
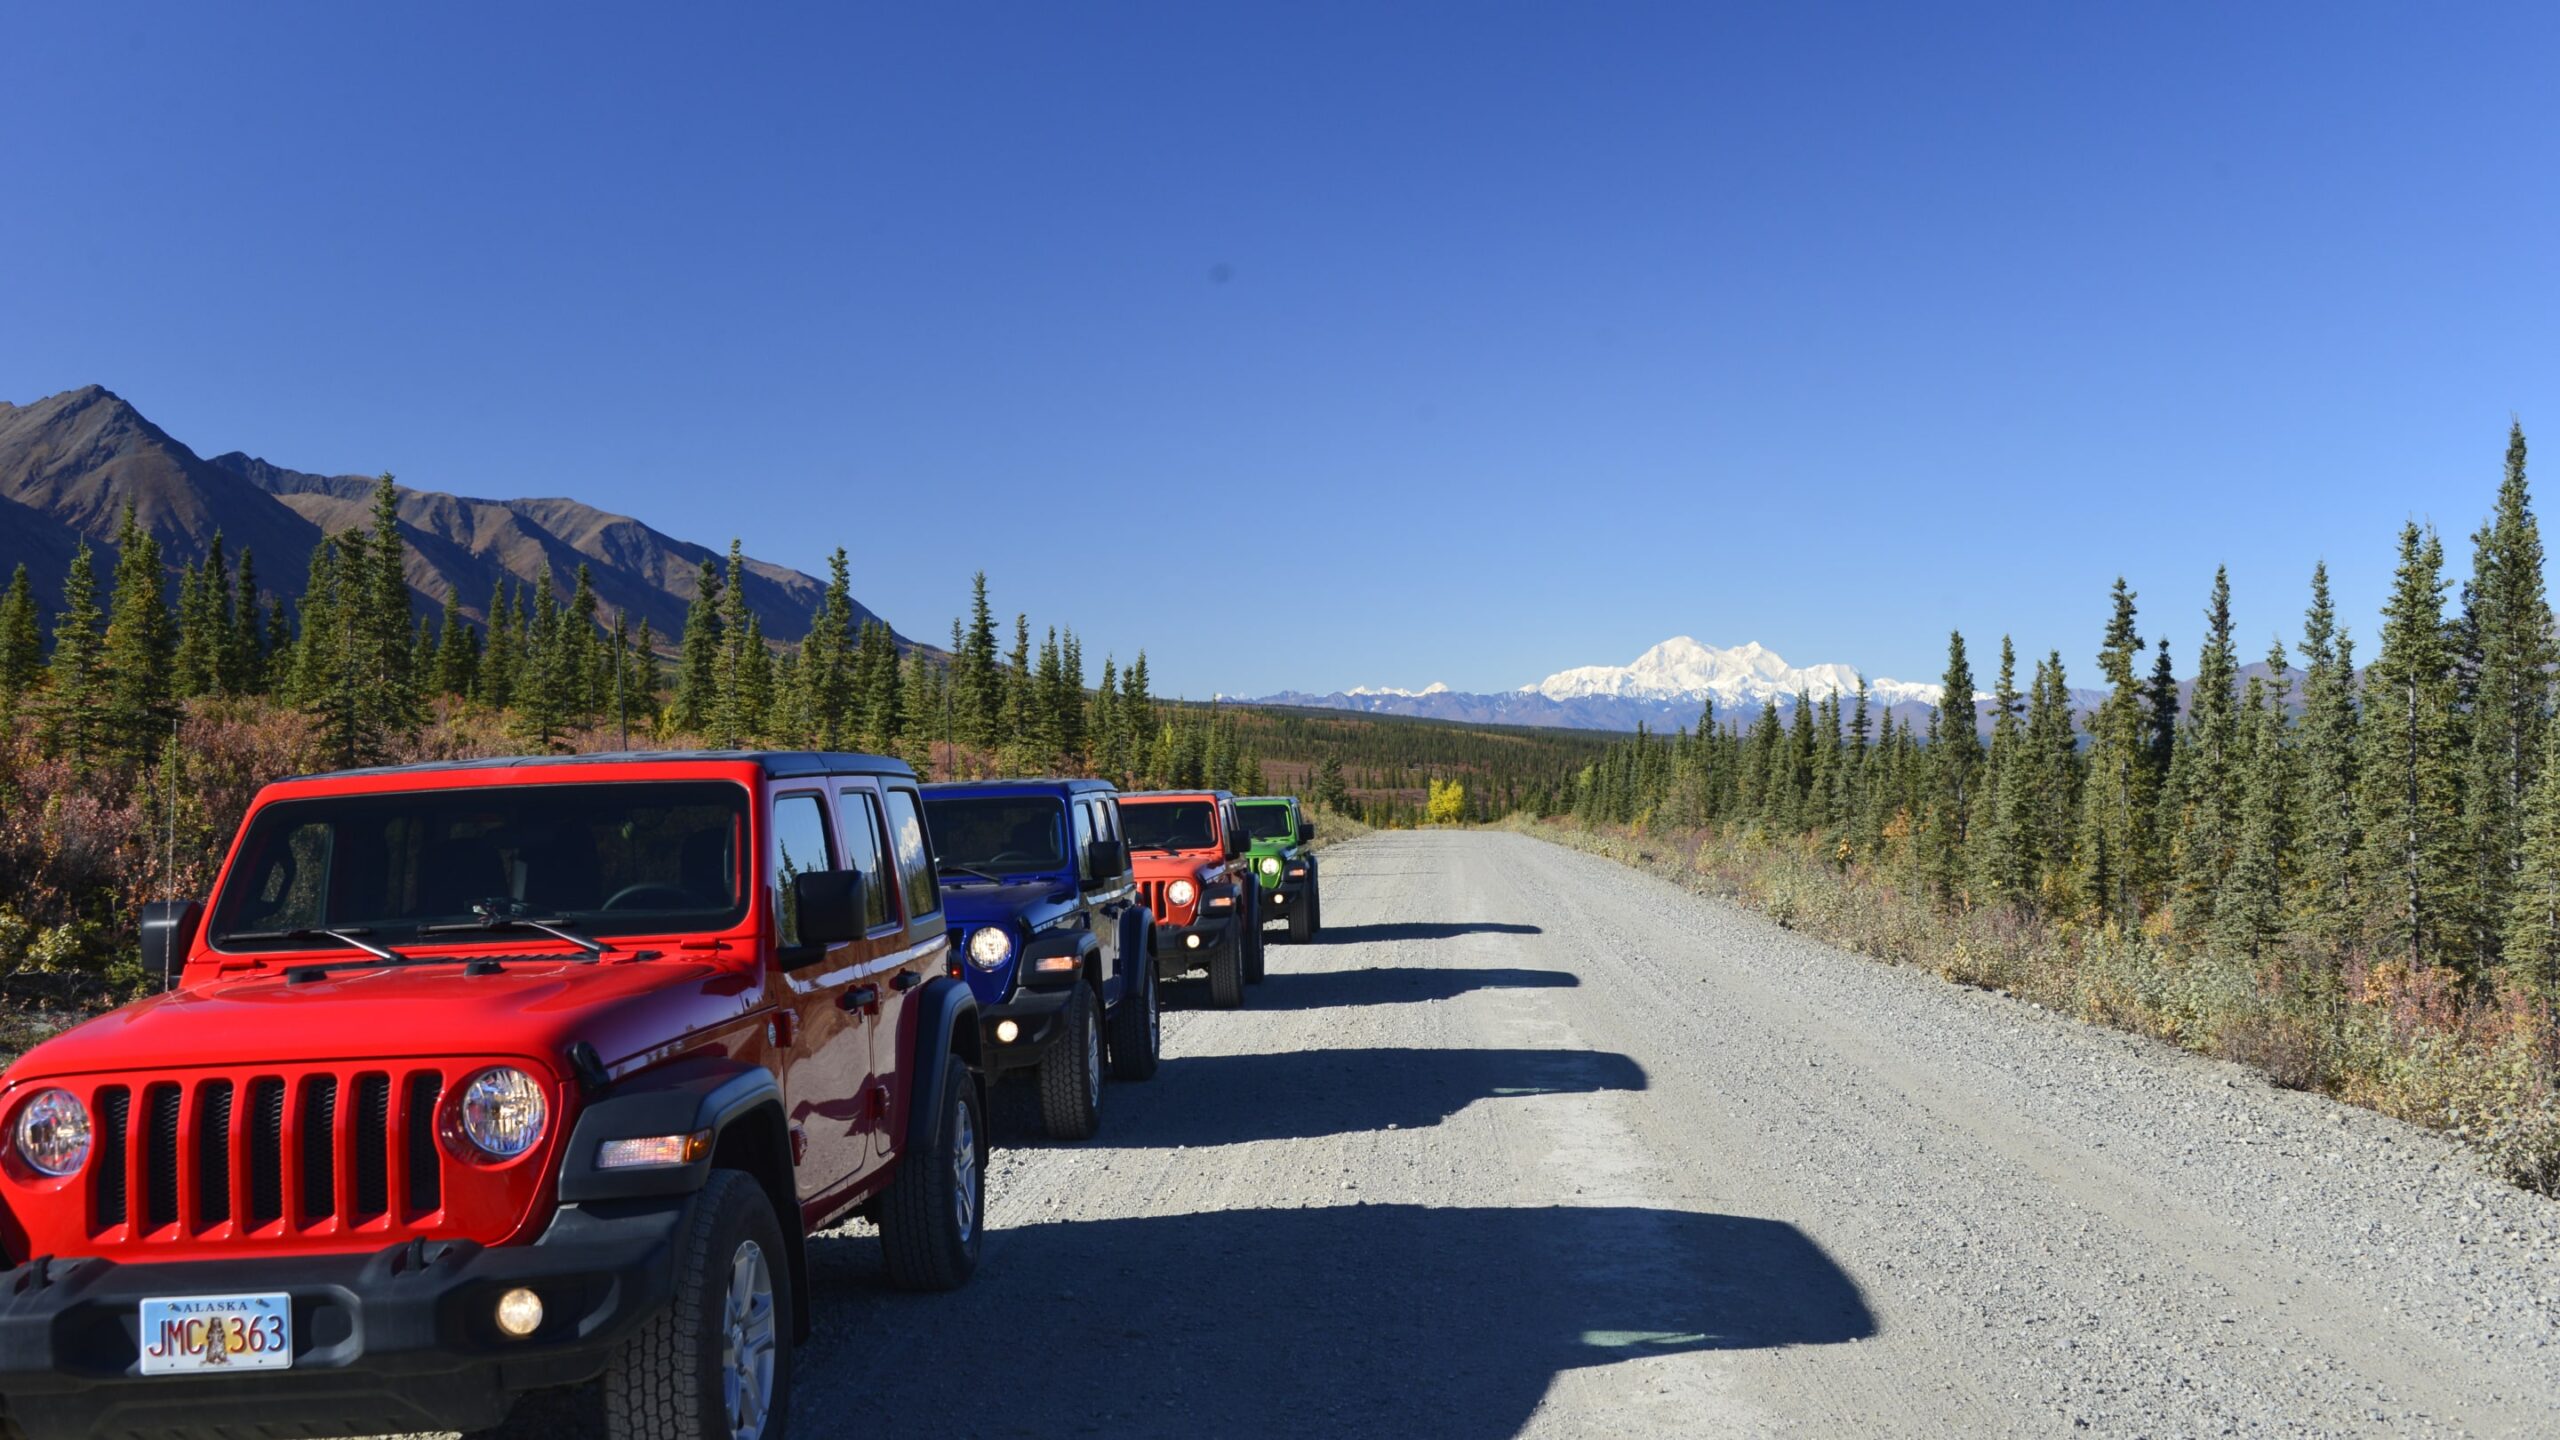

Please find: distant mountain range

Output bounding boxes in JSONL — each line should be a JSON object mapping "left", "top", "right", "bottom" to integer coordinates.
{"left": 1241, "top": 635, "right": 2313, "bottom": 735}
{"left": 1248, "top": 637, "right": 1962, "bottom": 732}
{"left": 0, "top": 385, "right": 907, "bottom": 647}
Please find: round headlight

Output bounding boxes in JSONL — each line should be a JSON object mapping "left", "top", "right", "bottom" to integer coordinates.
{"left": 13, "top": 1089, "right": 91, "bottom": 1178}
{"left": 966, "top": 926, "right": 1014, "bottom": 970}
{"left": 452, "top": 1068, "right": 549, "bottom": 1161}
{"left": 1167, "top": 879, "right": 1197, "bottom": 908}
{"left": 1259, "top": 856, "right": 1281, "bottom": 877}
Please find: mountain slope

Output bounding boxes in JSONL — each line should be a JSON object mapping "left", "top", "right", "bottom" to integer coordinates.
{"left": 0, "top": 385, "right": 904, "bottom": 647}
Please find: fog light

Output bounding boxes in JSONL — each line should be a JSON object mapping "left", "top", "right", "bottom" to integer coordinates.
{"left": 996, "top": 1019, "right": 1020, "bottom": 1043}
{"left": 1186, "top": 934, "right": 1201, "bottom": 949}
{"left": 495, "top": 1287, "right": 544, "bottom": 1337}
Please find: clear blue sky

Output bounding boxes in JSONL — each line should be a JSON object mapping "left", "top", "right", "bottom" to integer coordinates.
{"left": 5, "top": 3, "right": 2556, "bottom": 699}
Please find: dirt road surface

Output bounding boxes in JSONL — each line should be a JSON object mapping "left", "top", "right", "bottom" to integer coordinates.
{"left": 477, "top": 830, "right": 2560, "bottom": 1438}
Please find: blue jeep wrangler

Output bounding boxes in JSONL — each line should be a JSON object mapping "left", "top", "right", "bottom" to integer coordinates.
{"left": 921, "top": 779, "right": 1160, "bottom": 1139}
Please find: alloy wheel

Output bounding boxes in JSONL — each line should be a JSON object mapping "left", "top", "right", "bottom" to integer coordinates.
{"left": 721, "top": 1238, "right": 778, "bottom": 1440}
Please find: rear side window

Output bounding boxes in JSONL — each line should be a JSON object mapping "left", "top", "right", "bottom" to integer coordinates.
{"left": 883, "top": 787, "right": 940, "bottom": 923}
{"left": 770, "top": 793, "right": 834, "bottom": 949}
{"left": 837, "top": 788, "right": 894, "bottom": 932}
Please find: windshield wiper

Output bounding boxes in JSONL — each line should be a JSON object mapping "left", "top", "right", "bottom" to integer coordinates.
{"left": 224, "top": 926, "right": 414, "bottom": 964}
{"left": 937, "top": 864, "right": 1006, "bottom": 884}
{"left": 419, "top": 913, "right": 608, "bottom": 958}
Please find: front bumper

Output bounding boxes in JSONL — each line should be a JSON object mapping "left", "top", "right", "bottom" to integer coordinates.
{"left": 979, "top": 984, "right": 1076, "bottom": 1073}
{"left": 0, "top": 1196, "right": 691, "bottom": 1440}
{"left": 1256, "top": 877, "right": 1308, "bottom": 915}
{"left": 1153, "top": 918, "right": 1233, "bottom": 977}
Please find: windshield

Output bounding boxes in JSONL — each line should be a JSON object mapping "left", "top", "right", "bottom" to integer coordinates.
{"left": 1121, "top": 801, "right": 1217, "bottom": 853}
{"left": 924, "top": 796, "right": 1067, "bottom": 876}
{"left": 208, "top": 781, "right": 750, "bottom": 950}
{"left": 1237, "top": 804, "right": 1294, "bottom": 842}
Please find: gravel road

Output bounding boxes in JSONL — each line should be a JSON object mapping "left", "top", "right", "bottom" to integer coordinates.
{"left": 485, "top": 830, "right": 2560, "bottom": 1438}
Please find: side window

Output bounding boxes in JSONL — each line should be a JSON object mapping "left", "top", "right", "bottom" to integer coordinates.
{"left": 882, "top": 787, "right": 940, "bottom": 924}
{"left": 770, "top": 793, "right": 834, "bottom": 949}
{"left": 1096, "top": 799, "right": 1119, "bottom": 844}
{"left": 1072, "top": 801, "right": 1097, "bottom": 880}
{"left": 837, "top": 788, "right": 894, "bottom": 932}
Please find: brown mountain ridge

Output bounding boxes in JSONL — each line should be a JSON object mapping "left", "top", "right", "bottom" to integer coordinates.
{"left": 0, "top": 386, "right": 905, "bottom": 648}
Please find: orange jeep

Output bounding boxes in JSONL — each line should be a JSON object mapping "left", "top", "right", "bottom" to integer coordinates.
{"left": 1115, "top": 791, "right": 1264, "bottom": 1008}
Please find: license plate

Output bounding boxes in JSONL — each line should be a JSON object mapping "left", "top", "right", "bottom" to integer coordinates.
{"left": 137, "top": 1293, "right": 293, "bottom": 1376}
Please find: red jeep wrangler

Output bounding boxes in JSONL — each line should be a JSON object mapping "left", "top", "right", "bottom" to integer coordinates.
{"left": 1116, "top": 790, "right": 1265, "bottom": 1009}
{"left": 0, "top": 751, "right": 986, "bottom": 1440}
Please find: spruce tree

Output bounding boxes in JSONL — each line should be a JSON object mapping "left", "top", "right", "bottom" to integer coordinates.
{"left": 674, "top": 559, "right": 721, "bottom": 733}
{"left": 567, "top": 563, "right": 603, "bottom": 719}
{"left": 362, "top": 477, "right": 419, "bottom": 743}
{"left": 1001, "top": 614, "right": 1033, "bottom": 755}
{"left": 481, "top": 581, "right": 518, "bottom": 710}
{"left": 958, "top": 572, "right": 1002, "bottom": 749}
{"left": 2216, "top": 638, "right": 2295, "bottom": 961}
{"left": 100, "top": 504, "right": 176, "bottom": 764}
{"left": 1973, "top": 637, "right": 2024, "bottom": 899}
{"left": 2357, "top": 524, "right": 2466, "bottom": 971}
{"left": 226, "top": 549, "right": 265, "bottom": 695}
{"left": 2078, "top": 579, "right": 2158, "bottom": 925}
{"left": 434, "top": 589, "right": 473, "bottom": 696}
{"left": 712, "top": 541, "right": 754, "bottom": 748}
{"left": 2296, "top": 563, "right": 2361, "bottom": 953}
{"left": 0, "top": 563, "right": 43, "bottom": 716}
{"left": 38, "top": 543, "right": 106, "bottom": 773}
{"left": 2173, "top": 567, "right": 2243, "bottom": 928}
{"left": 1921, "top": 630, "right": 1982, "bottom": 905}
{"left": 2461, "top": 422, "right": 2553, "bottom": 966}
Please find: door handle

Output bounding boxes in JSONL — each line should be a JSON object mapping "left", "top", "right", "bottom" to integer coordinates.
{"left": 890, "top": 970, "right": 923, "bottom": 992}
{"left": 840, "top": 984, "right": 880, "bottom": 1012}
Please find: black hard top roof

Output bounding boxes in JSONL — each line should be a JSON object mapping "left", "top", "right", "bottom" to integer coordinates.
{"left": 284, "top": 750, "right": 917, "bottom": 784}
{"left": 921, "top": 777, "right": 1120, "bottom": 795}
{"left": 1119, "top": 788, "right": 1238, "bottom": 801}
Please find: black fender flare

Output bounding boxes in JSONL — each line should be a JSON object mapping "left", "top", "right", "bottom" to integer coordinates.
{"left": 556, "top": 1055, "right": 782, "bottom": 1204}
{"left": 1020, "top": 927, "right": 1102, "bottom": 995}
{"left": 1116, "top": 905, "right": 1153, "bottom": 984}
{"left": 903, "top": 974, "right": 983, "bottom": 1154}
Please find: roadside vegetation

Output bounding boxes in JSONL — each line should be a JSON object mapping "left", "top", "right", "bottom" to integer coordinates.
{"left": 1528, "top": 423, "right": 2560, "bottom": 1194}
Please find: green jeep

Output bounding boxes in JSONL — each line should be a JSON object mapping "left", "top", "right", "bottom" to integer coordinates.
{"left": 1236, "top": 796, "right": 1323, "bottom": 943}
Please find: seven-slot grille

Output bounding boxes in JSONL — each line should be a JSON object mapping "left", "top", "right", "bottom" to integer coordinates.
{"left": 83, "top": 1067, "right": 449, "bottom": 1243}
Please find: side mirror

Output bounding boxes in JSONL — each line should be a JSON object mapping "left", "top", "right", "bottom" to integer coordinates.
{"left": 140, "top": 900, "right": 203, "bottom": 992}
{"left": 1087, "top": 840, "right": 1126, "bottom": 881}
{"left": 1299, "top": 818, "right": 1317, "bottom": 843}
{"left": 790, "top": 870, "right": 865, "bottom": 951}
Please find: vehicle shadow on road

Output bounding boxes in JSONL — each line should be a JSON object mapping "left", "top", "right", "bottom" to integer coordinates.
{"left": 810, "top": 1202, "right": 1874, "bottom": 1439}
{"left": 1243, "top": 964, "right": 1579, "bottom": 1012}
{"left": 1309, "top": 920, "right": 1544, "bottom": 944}
{"left": 1003, "top": 1046, "right": 1645, "bottom": 1149}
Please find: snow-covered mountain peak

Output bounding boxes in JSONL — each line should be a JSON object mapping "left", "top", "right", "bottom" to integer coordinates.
{"left": 1526, "top": 638, "right": 1948, "bottom": 709}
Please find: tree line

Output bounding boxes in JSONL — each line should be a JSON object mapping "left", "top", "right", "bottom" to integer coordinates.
{"left": 0, "top": 477, "right": 1288, "bottom": 793}
{"left": 1562, "top": 422, "right": 2560, "bottom": 1021}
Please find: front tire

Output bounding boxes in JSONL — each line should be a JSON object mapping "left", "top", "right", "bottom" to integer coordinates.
{"left": 1107, "top": 954, "right": 1161, "bottom": 1080}
{"left": 1206, "top": 931, "right": 1245, "bottom": 1009}
{"left": 1038, "top": 984, "right": 1103, "bottom": 1140}
{"left": 603, "top": 1170, "right": 793, "bottom": 1440}
{"left": 1286, "top": 893, "right": 1313, "bottom": 944}
{"left": 1242, "top": 902, "right": 1268, "bottom": 984}
{"left": 879, "top": 1056, "right": 985, "bottom": 1291}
